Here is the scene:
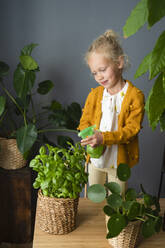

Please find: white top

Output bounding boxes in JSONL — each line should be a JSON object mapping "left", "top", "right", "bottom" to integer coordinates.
{"left": 91, "top": 82, "right": 128, "bottom": 169}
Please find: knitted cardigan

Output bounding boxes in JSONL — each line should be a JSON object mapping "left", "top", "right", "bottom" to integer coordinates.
{"left": 77, "top": 80, "right": 145, "bottom": 168}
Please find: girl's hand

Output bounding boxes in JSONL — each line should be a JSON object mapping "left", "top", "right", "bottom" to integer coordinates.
{"left": 80, "top": 131, "right": 103, "bottom": 147}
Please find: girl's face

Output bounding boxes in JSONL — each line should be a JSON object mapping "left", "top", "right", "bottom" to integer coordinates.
{"left": 88, "top": 52, "right": 123, "bottom": 93}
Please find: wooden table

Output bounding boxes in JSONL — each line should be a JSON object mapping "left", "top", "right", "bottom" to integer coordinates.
{"left": 33, "top": 198, "right": 165, "bottom": 248}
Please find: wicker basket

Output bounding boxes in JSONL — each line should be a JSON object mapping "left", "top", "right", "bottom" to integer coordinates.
{"left": 0, "top": 138, "right": 26, "bottom": 170}
{"left": 37, "top": 189, "right": 79, "bottom": 234}
{"left": 105, "top": 215, "right": 142, "bottom": 248}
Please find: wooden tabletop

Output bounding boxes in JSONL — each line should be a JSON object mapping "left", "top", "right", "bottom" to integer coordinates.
{"left": 33, "top": 198, "right": 165, "bottom": 248}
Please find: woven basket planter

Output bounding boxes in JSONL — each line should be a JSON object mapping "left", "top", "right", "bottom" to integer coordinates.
{"left": 105, "top": 215, "right": 142, "bottom": 248}
{"left": 0, "top": 138, "right": 26, "bottom": 170}
{"left": 37, "top": 189, "right": 79, "bottom": 234}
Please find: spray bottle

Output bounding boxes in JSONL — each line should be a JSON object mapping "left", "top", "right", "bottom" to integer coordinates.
{"left": 78, "top": 125, "right": 104, "bottom": 158}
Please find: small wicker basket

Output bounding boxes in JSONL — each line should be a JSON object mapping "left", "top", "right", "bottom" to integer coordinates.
{"left": 105, "top": 215, "right": 142, "bottom": 248}
{"left": 37, "top": 189, "right": 79, "bottom": 235}
{"left": 0, "top": 138, "right": 26, "bottom": 170}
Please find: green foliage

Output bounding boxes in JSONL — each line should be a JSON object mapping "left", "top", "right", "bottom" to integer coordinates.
{"left": 88, "top": 163, "right": 163, "bottom": 239}
{"left": 0, "top": 43, "right": 81, "bottom": 157}
{"left": 123, "top": 0, "right": 165, "bottom": 131}
{"left": 30, "top": 142, "right": 88, "bottom": 199}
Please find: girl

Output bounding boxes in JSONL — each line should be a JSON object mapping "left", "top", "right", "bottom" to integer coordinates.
{"left": 77, "top": 30, "right": 145, "bottom": 193}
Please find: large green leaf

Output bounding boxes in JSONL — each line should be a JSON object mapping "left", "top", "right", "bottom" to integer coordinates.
{"left": 104, "top": 182, "right": 121, "bottom": 195}
{"left": 127, "top": 201, "right": 141, "bottom": 220}
{"left": 87, "top": 184, "right": 106, "bottom": 203}
{"left": 37, "top": 80, "right": 54, "bottom": 95}
{"left": 134, "top": 52, "right": 152, "bottom": 79}
{"left": 14, "top": 65, "right": 36, "bottom": 99}
{"left": 117, "top": 163, "right": 131, "bottom": 181}
{"left": 147, "top": 0, "right": 165, "bottom": 28}
{"left": 103, "top": 205, "right": 115, "bottom": 216}
{"left": 123, "top": 0, "right": 148, "bottom": 38}
{"left": 142, "top": 218, "right": 155, "bottom": 238}
{"left": 0, "top": 61, "right": 10, "bottom": 77}
{"left": 163, "top": 73, "right": 165, "bottom": 93}
{"left": 16, "top": 123, "right": 38, "bottom": 155}
{"left": 20, "top": 55, "right": 38, "bottom": 70}
{"left": 14, "top": 65, "right": 27, "bottom": 99}
{"left": 147, "top": 73, "right": 165, "bottom": 130}
{"left": 106, "top": 213, "right": 127, "bottom": 238}
{"left": 125, "top": 188, "right": 137, "bottom": 201}
{"left": 107, "top": 194, "right": 122, "bottom": 209}
{"left": 149, "top": 31, "right": 165, "bottom": 79}
{"left": 160, "top": 111, "right": 165, "bottom": 131}
{"left": 0, "top": 96, "right": 6, "bottom": 116}
{"left": 21, "top": 43, "right": 38, "bottom": 56}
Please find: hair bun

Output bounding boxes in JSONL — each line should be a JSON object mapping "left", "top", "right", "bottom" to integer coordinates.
{"left": 104, "top": 29, "right": 118, "bottom": 40}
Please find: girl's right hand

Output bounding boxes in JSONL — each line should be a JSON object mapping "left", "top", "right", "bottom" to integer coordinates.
{"left": 80, "top": 131, "right": 103, "bottom": 147}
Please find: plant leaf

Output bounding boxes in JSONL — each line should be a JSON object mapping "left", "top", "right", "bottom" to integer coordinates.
{"left": 117, "top": 163, "right": 131, "bottom": 181}
{"left": 107, "top": 194, "right": 123, "bottom": 209}
{"left": 147, "top": 73, "right": 165, "bottom": 130}
{"left": 103, "top": 205, "right": 115, "bottom": 216}
{"left": 66, "top": 102, "right": 82, "bottom": 129}
{"left": 14, "top": 65, "right": 35, "bottom": 100}
{"left": 107, "top": 213, "right": 127, "bottom": 238}
{"left": 125, "top": 188, "right": 137, "bottom": 201}
{"left": 16, "top": 123, "right": 38, "bottom": 155}
{"left": 123, "top": 0, "right": 148, "bottom": 38}
{"left": 37, "top": 80, "right": 54, "bottom": 95}
{"left": 160, "top": 111, "right": 165, "bottom": 131}
{"left": 0, "top": 96, "right": 6, "bottom": 116}
{"left": 21, "top": 43, "right": 38, "bottom": 56}
{"left": 147, "top": 0, "right": 165, "bottom": 28}
{"left": 149, "top": 31, "right": 165, "bottom": 79}
{"left": 20, "top": 55, "right": 38, "bottom": 70}
{"left": 154, "top": 216, "right": 163, "bottom": 233}
{"left": 134, "top": 52, "right": 152, "bottom": 79}
{"left": 127, "top": 201, "right": 141, "bottom": 220}
{"left": 104, "top": 182, "right": 121, "bottom": 195}
{"left": 13, "top": 65, "right": 27, "bottom": 99}
{"left": 144, "top": 193, "right": 154, "bottom": 207}
{"left": 0, "top": 61, "right": 10, "bottom": 77}
{"left": 87, "top": 184, "right": 106, "bottom": 203}
{"left": 142, "top": 218, "right": 155, "bottom": 238}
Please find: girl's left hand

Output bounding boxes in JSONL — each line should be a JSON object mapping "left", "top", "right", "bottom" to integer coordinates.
{"left": 80, "top": 131, "right": 103, "bottom": 147}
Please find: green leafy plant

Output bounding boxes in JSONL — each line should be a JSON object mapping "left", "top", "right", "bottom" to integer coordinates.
{"left": 0, "top": 43, "right": 81, "bottom": 158}
{"left": 30, "top": 142, "right": 88, "bottom": 198}
{"left": 88, "top": 163, "right": 163, "bottom": 239}
{"left": 123, "top": 0, "right": 165, "bottom": 131}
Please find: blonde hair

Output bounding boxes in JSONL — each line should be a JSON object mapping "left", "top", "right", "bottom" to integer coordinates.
{"left": 85, "top": 29, "right": 129, "bottom": 70}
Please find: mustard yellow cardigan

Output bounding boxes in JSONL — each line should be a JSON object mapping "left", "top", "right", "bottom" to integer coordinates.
{"left": 77, "top": 80, "right": 145, "bottom": 168}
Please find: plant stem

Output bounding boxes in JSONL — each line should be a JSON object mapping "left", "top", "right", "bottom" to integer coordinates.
{"left": 135, "top": 217, "right": 145, "bottom": 222}
{"left": 146, "top": 213, "right": 157, "bottom": 219}
{"left": 38, "top": 128, "right": 79, "bottom": 134}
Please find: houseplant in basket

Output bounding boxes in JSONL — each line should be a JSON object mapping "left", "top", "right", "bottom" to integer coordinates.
{"left": 29, "top": 142, "right": 88, "bottom": 234}
{"left": 0, "top": 43, "right": 81, "bottom": 169}
{"left": 88, "top": 163, "right": 163, "bottom": 248}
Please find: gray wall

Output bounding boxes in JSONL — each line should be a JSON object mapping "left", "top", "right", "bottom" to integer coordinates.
{"left": 1, "top": 0, "right": 165, "bottom": 196}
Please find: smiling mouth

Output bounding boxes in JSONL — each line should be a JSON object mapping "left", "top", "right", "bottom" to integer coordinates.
{"left": 101, "top": 80, "right": 108, "bottom": 85}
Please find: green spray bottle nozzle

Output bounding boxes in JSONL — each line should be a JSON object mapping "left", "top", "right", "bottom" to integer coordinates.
{"left": 78, "top": 125, "right": 96, "bottom": 139}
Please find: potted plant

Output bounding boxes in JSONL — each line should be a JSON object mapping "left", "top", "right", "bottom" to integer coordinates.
{"left": 88, "top": 163, "right": 163, "bottom": 248}
{"left": 0, "top": 43, "right": 81, "bottom": 169}
{"left": 29, "top": 142, "right": 88, "bottom": 234}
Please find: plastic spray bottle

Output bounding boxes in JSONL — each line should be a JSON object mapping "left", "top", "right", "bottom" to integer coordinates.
{"left": 78, "top": 125, "right": 104, "bottom": 158}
